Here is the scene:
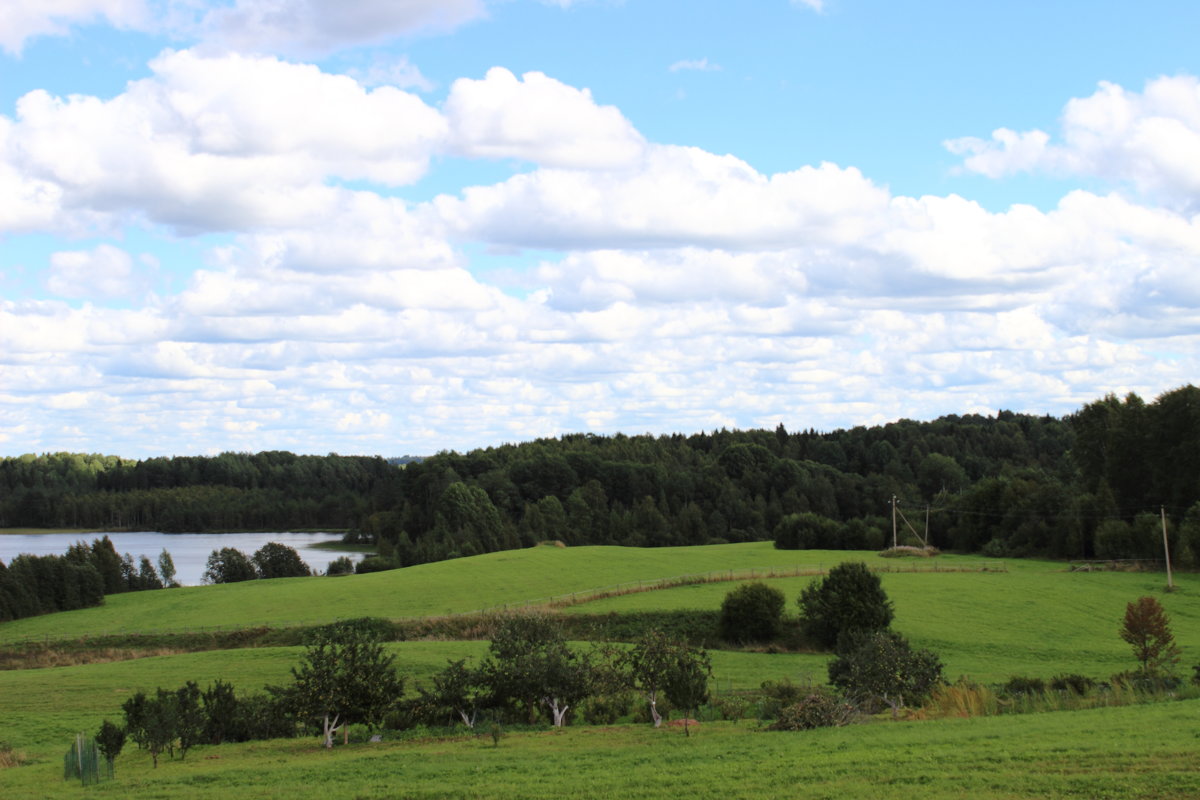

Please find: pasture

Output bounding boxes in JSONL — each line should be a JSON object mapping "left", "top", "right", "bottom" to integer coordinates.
{"left": 1, "top": 542, "right": 1197, "bottom": 798}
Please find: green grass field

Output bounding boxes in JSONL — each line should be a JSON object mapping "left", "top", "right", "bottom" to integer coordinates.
{"left": 0, "top": 544, "right": 1004, "bottom": 643}
{"left": 566, "top": 561, "right": 1200, "bottom": 682}
{"left": 7, "top": 702, "right": 1199, "bottom": 799}
{"left": 2, "top": 542, "right": 1197, "bottom": 798}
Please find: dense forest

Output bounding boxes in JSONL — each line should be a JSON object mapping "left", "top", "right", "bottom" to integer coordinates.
{"left": 0, "top": 452, "right": 399, "bottom": 532}
{"left": 2, "top": 386, "right": 1199, "bottom": 572}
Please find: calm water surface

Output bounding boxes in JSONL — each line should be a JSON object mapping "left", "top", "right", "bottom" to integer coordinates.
{"left": 0, "top": 531, "right": 364, "bottom": 586}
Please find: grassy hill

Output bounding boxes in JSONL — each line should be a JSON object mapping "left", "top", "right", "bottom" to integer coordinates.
{"left": 0, "top": 543, "right": 1002, "bottom": 642}
{"left": 2, "top": 542, "right": 1197, "bottom": 798}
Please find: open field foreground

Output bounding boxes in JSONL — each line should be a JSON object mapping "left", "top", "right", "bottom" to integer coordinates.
{"left": 5, "top": 701, "right": 1200, "bottom": 799}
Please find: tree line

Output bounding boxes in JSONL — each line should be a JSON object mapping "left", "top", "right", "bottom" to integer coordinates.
{"left": 0, "top": 537, "right": 321, "bottom": 622}
{"left": 0, "top": 451, "right": 397, "bottom": 531}
{"left": 367, "top": 385, "right": 1200, "bottom": 567}
{"left": 0, "top": 536, "right": 175, "bottom": 622}
{"left": 94, "top": 614, "right": 715, "bottom": 772}
{"left": 3, "top": 386, "right": 1199, "bottom": 566}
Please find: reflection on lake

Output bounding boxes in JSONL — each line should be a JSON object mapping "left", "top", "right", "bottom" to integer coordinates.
{"left": 0, "top": 531, "right": 366, "bottom": 586}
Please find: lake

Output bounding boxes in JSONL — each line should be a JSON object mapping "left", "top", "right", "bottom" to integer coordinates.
{"left": 0, "top": 531, "right": 366, "bottom": 586}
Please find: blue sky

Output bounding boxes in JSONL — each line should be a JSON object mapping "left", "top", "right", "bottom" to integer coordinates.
{"left": 2, "top": 0, "right": 1199, "bottom": 457}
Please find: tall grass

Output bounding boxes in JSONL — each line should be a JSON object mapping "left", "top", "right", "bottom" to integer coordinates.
{"left": 923, "top": 676, "right": 1200, "bottom": 719}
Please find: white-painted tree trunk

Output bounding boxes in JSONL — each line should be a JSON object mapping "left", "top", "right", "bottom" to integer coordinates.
{"left": 648, "top": 692, "right": 662, "bottom": 728}
{"left": 544, "top": 697, "right": 570, "bottom": 727}
{"left": 457, "top": 708, "right": 477, "bottom": 729}
{"left": 322, "top": 713, "right": 341, "bottom": 749}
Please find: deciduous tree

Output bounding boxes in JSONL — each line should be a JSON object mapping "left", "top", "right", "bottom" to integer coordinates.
{"left": 798, "top": 561, "right": 893, "bottom": 648}
{"left": 1120, "top": 596, "right": 1181, "bottom": 677}
{"left": 277, "top": 621, "right": 404, "bottom": 748}
{"left": 827, "top": 630, "right": 942, "bottom": 716}
{"left": 719, "top": 581, "right": 785, "bottom": 643}
{"left": 203, "top": 547, "right": 256, "bottom": 584}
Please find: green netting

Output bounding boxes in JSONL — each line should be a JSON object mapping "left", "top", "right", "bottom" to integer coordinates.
{"left": 63, "top": 732, "right": 110, "bottom": 786}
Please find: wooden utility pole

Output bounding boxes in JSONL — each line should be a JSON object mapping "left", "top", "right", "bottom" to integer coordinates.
{"left": 891, "top": 496, "right": 898, "bottom": 549}
{"left": 1161, "top": 506, "right": 1174, "bottom": 591}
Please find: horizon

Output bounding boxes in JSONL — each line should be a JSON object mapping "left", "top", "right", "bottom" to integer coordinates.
{"left": 4, "top": 385, "right": 1150, "bottom": 462}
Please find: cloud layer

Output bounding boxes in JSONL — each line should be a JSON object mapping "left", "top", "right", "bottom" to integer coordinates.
{"left": 2, "top": 48, "right": 1199, "bottom": 456}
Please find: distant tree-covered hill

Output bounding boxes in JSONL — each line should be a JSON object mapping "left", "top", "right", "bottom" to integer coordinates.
{"left": 3, "top": 386, "right": 1198, "bottom": 567}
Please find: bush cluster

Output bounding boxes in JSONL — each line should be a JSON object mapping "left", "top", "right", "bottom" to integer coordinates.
{"left": 768, "top": 691, "right": 856, "bottom": 731}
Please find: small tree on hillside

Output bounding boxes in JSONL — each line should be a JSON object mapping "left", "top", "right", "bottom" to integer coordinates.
{"left": 252, "top": 542, "right": 312, "bottom": 579}
{"left": 798, "top": 561, "right": 893, "bottom": 648}
{"left": 661, "top": 643, "right": 711, "bottom": 737}
{"left": 203, "top": 547, "right": 257, "bottom": 584}
{"left": 122, "top": 689, "right": 178, "bottom": 768}
{"left": 95, "top": 720, "right": 125, "bottom": 773}
{"left": 421, "top": 659, "right": 487, "bottom": 728}
{"left": 624, "top": 630, "right": 710, "bottom": 732}
{"left": 277, "top": 622, "right": 405, "bottom": 748}
{"left": 1120, "top": 596, "right": 1181, "bottom": 677}
{"left": 480, "top": 613, "right": 591, "bottom": 727}
{"left": 157, "top": 549, "right": 179, "bottom": 588}
{"left": 828, "top": 630, "right": 942, "bottom": 716}
{"left": 719, "top": 582, "right": 786, "bottom": 644}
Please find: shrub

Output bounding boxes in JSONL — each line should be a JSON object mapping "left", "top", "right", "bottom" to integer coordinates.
{"left": 719, "top": 582, "right": 786, "bottom": 644}
{"left": 1049, "top": 674, "right": 1096, "bottom": 694}
{"left": 757, "top": 678, "right": 809, "bottom": 719}
{"left": 1109, "top": 670, "right": 1182, "bottom": 693}
{"left": 355, "top": 557, "right": 400, "bottom": 574}
{"left": 828, "top": 630, "right": 943, "bottom": 715}
{"left": 1001, "top": 676, "right": 1046, "bottom": 697}
{"left": 325, "top": 556, "right": 355, "bottom": 576}
{"left": 798, "top": 562, "right": 893, "bottom": 648}
{"left": 579, "top": 691, "right": 635, "bottom": 725}
{"left": 708, "top": 694, "right": 751, "bottom": 723}
{"left": 980, "top": 538, "right": 1009, "bottom": 558}
{"left": 768, "top": 691, "right": 855, "bottom": 731}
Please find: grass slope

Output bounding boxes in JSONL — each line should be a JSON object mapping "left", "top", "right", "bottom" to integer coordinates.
{"left": 567, "top": 560, "right": 1200, "bottom": 683}
{"left": 0, "top": 643, "right": 825, "bottom": 721}
{"left": 0, "top": 544, "right": 997, "bottom": 643}
{"left": 7, "top": 702, "right": 1200, "bottom": 799}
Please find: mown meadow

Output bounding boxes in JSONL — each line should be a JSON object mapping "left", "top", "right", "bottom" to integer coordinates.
{"left": 2, "top": 542, "right": 1198, "bottom": 798}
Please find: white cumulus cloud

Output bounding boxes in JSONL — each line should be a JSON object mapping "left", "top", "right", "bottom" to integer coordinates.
{"left": 0, "top": 0, "right": 150, "bottom": 56}
{"left": 445, "top": 67, "right": 646, "bottom": 169}
{"left": 47, "top": 243, "right": 148, "bottom": 299}
{"left": 947, "top": 75, "right": 1200, "bottom": 212}
{"left": 198, "top": 0, "right": 486, "bottom": 57}
{"left": 2, "top": 49, "right": 447, "bottom": 234}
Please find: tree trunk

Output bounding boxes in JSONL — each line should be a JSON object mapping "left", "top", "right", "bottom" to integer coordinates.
{"left": 544, "top": 697, "right": 570, "bottom": 727}
{"left": 322, "top": 713, "right": 340, "bottom": 749}
{"left": 648, "top": 692, "right": 662, "bottom": 728}
{"left": 457, "top": 709, "right": 477, "bottom": 729}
